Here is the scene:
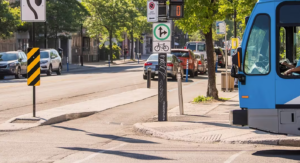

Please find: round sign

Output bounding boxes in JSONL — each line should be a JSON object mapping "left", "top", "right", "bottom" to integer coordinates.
{"left": 154, "top": 24, "right": 171, "bottom": 41}
{"left": 149, "top": 2, "right": 155, "bottom": 10}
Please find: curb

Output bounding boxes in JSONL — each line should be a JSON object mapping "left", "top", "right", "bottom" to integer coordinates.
{"left": 134, "top": 123, "right": 300, "bottom": 147}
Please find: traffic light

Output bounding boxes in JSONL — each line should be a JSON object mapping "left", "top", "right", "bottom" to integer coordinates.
{"left": 169, "top": 0, "right": 184, "bottom": 18}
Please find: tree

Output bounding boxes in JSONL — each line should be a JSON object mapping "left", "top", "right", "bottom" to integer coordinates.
{"left": 83, "top": 0, "right": 139, "bottom": 62}
{"left": 176, "top": 0, "right": 224, "bottom": 99}
{"left": 126, "top": 0, "right": 151, "bottom": 59}
{"left": 0, "top": 1, "right": 21, "bottom": 39}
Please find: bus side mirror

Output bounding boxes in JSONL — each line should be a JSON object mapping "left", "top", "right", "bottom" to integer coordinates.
{"left": 232, "top": 47, "right": 242, "bottom": 71}
{"left": 245, "top": 16, "right": 250, "bottom": 26}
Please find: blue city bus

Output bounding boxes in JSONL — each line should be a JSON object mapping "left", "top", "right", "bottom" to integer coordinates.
{"left": 231, "top": 0, "right": 300, "bottom": 135}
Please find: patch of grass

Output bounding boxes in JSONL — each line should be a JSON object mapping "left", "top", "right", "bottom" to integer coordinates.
{"left": 193, "top": 96, "right": 213, "bottom": 103}
{"left": 218, "top": 97, "right": 230, "bottom": 101}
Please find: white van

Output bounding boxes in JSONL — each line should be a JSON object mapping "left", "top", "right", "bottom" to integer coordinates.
{"left": 185, "top": 41, "right": 207, "bottom": 60}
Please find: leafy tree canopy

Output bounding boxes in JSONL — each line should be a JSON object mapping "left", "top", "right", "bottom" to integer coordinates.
{"left": 0, "top": 1, "right": 21, "bottom": 39}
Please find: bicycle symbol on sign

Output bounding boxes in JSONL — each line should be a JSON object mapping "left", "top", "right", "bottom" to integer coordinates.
{"left": 154, "top": 43, "right": 169, "bottom": 52}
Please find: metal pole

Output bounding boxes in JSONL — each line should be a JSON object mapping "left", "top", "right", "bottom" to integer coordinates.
{"left": 185, "top": 60, "right": 188, "bottom": 82}
{"left": 147, "top": 67, "right": 151, "bottom": 88}
{"left": 225, "top": 30, "right": 228, "bottom": 92}
{"left": 32, "top": 22, "right": 36, "bottom": 117}
{"left": 177, "top": 69, "right": 184, "bottom": 115}
{"left": 44, "top": 22, "right": 47, "bottom": 48}
{"left": 158, "top": 53, "right": 167, "bottom": 121}
{"left": 108, "top": 55, "right": 110, "bottom": 67}
{"left": 81, "top": 24, "right": 83, "bottom": 66}
{"left": 67, "top": 57, "right": 69, "bottom": 72}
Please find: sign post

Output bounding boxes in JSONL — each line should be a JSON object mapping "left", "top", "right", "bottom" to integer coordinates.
{"left": 153, "top": 23, "right": 171, "bottom": 121}
{"left": 22, "top": 0, "right": 46, "bottom": 117}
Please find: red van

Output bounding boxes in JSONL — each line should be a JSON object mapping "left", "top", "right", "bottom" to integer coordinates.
{"left": 171, "top": 49, "right": 198, "bottom": 78}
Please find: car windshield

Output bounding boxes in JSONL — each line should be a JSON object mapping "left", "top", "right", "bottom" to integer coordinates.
{"left": 198, "top": 44, "right": 205, "bottom": 51}
{"left": 171, "top": 51, "right": 189, "bottom": 58}
{"left": 0, "top": 53, "right": 18, "bottom": 61}
{"left": 41, "top": 51, "right": 50, "bottom": 58}
{"left": 148, "top": 54, "right": 172, "bottom": 62}
{"left": 187, "top": 44, "right": 196, "bottom": 51}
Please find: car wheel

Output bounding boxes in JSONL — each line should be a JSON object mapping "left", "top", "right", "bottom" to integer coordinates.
{"left": 22, "top": 74, "right": 27, "bottom": 78}
{"left": 189, "top": 69, "right": 195, "bottom": 78}
{"left": 15, "top": 67, "right": 21, "bottom": 79}
{"left": 0, "top": 75, "right": 4, "bottom": 80}
{"left": 47, "top": 65, "right": 52, "bottom": 76}
{"left": 56, "top": 64, "right": 62, "bottom": 75}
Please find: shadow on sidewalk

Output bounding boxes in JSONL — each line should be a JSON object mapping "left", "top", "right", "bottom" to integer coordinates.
{"left": 53, "top": 125, "right": 158, "bottom": 144}
{"left": 59, "top": 147, "right": 172, "bottom": 160}
{"left": 253, "top": 150, "right": 300, "bottom": 161}
{"left": 181, "top": 121, "right": 248, "bottom": 129}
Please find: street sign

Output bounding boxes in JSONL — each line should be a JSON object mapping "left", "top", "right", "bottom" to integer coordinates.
{"left": 27, "top": 48, "right": 40, "bottom": 86}
{"left": 147, "top": 1, "right": 158, "bottom": 22}
{"left": 153, "top": 23, "right": 171, "bottom": 42}
{"left": 232, "top": 38, "right": 239, "bottom": 49}
{"left": 153, "top": 42, "right": 171, "bottom": 53}
{"left": 21, "top": 0, "right": 46, "bottom": 22}
{"left": 216, "top": 21, "right": 226, "bottom": 34}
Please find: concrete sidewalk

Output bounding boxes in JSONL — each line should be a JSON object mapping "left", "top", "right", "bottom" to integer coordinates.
{"left": 135, "top": 95, "right": 300, "bottom": 147}
{"left": 0, "top": 88, "right": 157, "bottom": 131}
{"left": 62, "top": 56, "right": 148, "bottom": 72}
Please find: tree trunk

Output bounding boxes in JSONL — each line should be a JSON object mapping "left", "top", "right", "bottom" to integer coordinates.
{"left": 205, "top": 28, "right": 219, "bottom": 99}
{"left": 109, "top": 30, "right": 113, "bottom": 63}
{"left": 130, "top": 31, "right": 134, "bottom": 59}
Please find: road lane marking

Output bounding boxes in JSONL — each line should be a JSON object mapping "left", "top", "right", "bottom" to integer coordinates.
{"left": 224, "top": 151, "right": 246, "bottom": 163}
{"left": 73, "top": 143, "right": 127, "bottom": 163}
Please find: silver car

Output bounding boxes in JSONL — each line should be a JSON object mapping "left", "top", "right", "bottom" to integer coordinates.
{"left": 194, "top": 53, "right": 207, "bottom": 74}
{"left": 143, "top": 54, "right": 183, "bottom": 80}
{"left": 40, "top": 49, "right": 62, "bottom": 76}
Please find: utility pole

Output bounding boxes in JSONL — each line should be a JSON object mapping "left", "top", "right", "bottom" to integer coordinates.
{"left": 234, "top": 9, "right": 237, "bottom": 38}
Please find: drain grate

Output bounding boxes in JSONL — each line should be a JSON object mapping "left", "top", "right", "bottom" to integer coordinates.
{"left": 11, "top": 119, "right": 40, "bottom": 123}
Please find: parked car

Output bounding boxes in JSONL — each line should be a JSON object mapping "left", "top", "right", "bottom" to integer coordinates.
{"left": 171, "top": 49, "right": 198, "bottom": 78}
{"left": 0, "top": 51, "right": 27, "bottom": 79}
{"left": 194, "top": 53, "right": 207, "bottom": 74}
{"left": 40, "top": 49, "right": 62, "bottom": 76}
{"left": 143, "top": 54, "right": 184, "bottom": 80}
{"left": 184, "top": 41, "right": 207, "bottom": 60}
{"left": 214, "top": 47, "right": 226, "bottom": 68}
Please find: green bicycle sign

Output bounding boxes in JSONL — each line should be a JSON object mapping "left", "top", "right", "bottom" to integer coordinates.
{"left": 153, "top": 23, "right": 171, "bottom": 41}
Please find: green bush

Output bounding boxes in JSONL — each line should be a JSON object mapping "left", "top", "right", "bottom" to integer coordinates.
{"left": 100, "top": 44, "right": 121, "bottom": 60}
{"left": 193, "top": 96, "right": 213, "bottom": 103}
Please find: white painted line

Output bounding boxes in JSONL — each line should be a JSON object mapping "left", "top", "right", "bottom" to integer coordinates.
{"left": 224, "top": 151, "right": 246, "bottom": 163}
{"left": 73, "top": 143, "right": 127, "bottom": 163}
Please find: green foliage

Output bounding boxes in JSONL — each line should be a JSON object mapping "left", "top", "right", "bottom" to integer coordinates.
{"left": 0, "top": 1, "right": 21, "bottom": 39}
{"left": 219, "top": 97, "right": 230, "bottom": 101}
{"left": 101, "top": 45, "right": 121, "bottom": 60}
{"left": 193, "top": 96, "right": 213, "bottom": 103}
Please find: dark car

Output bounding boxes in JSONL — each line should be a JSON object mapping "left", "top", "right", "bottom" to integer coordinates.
{"left": 143, "top": 54, "right": 184, "bottom": 80}
{"left": 0, "top": 51, "right": 27, "bottom": 79}
{"left": 214, "top": 47, "right": 225, "bottom": 68}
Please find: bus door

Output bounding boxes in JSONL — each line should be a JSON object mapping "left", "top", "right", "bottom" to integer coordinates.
{"left": 239, "top": 11, "right": 275, "bottom": 109}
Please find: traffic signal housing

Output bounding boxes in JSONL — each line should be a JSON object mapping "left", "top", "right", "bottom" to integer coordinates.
{"left": 169, "top": 0, "right": 184, "bottom": 19}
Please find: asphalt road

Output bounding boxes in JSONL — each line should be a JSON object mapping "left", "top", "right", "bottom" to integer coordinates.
{"left": 0, "top": 62, "right": 299, "bottom": 162}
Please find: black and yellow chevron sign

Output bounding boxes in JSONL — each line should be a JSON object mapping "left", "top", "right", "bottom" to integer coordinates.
{"left": 27, "top": 48, "right": 40, "bottom": 86}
